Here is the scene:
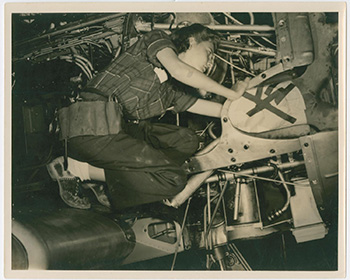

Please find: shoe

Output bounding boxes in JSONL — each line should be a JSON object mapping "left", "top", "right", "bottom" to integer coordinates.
{"left": 83, "top": 182, "right": 111, "bottom": 208}
{"left": 47, "top": 157, "right": 91, "bottom": 210}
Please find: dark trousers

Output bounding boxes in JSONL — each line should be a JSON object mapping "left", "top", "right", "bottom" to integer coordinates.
{"left": 68, "top": 121, "right": 199, "bottom": 209}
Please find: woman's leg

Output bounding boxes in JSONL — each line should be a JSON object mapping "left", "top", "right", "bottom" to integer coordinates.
{"left": 68, "top": 131, "right": 188, "bottom": 209}
{"left": 125, "top": 121, "right": 199, "bottom": 165}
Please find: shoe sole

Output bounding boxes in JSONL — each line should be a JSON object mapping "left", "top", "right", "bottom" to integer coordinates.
{"left": 47, "top": 158, "right": 91, "bottom": 210}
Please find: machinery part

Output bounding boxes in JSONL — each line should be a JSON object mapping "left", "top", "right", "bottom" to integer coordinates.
{"left": 289, "top": 179, "right": 327, "bottom": 243}
{"left": 166, "top": 170, "right": 213, "bottom": 208}
{"left": 205, "top": 160, "right": 305, "bottom": 184}
{"left": 122, "top": 218, "right": 184, "bottom": 265}
{"left": 232, "top": 179, "right": 260, "bottom": 224}
{"left": 135, "top": 22, "right": 275, "bottom": 32}
{"left": 273, "top": 13, "right": 314, "bottom": 70}
{"left": 171, "top": 198, "right": 192, "bottom": 270}
{"left": 299, "top": 131, "right": 338, "bottom": 217}
{"left": 267, "top": 170, "right": 291, "bottom": 221}
{"left": 12, "top": 235, "right": 28, "bottom": 270}
{"left": 228, "top": 243, "right": 252, "bottom": 270}
{"left": 12, "top": 209, "right": 135, "bottom": 270}
{"left": 183, "top": 99, "right": 303, "bottom": 173}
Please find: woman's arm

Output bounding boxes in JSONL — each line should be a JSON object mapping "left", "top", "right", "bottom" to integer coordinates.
{"left": 156, "top": 47, "right": 248, "bottom": 101}
{"left": 186, "top": 99, "right": 223, "bottom": 118}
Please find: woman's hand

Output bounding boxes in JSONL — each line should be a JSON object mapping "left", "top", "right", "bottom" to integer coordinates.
{"left": 230, "top": 77, "right": 250, "bottom": 100}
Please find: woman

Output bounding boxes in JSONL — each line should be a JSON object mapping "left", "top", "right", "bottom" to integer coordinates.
{"left": 47, "top": 23, "right": 249, "bottom": 210}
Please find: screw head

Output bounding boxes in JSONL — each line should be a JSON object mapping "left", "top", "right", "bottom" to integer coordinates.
{"left": 304, "top": 143, "right": 309, "bottom": 147}
{"left": 228, "top": 148, "right": 233, "bottom": 153}
{"left": 270, "top": 149, "right": 275, "bottom": 154}
{"left": 231, "top": 157, "right": 236, "bottom": 162}
{"left": 223, "top": 117, "right": 228, "bottom": 122}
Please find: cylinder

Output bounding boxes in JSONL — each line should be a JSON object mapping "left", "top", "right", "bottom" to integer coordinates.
{"left": 12, "top": 208, "right": 135, "bottom": 270}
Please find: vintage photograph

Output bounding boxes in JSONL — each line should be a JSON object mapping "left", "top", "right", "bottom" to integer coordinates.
{"left": 6, "top": 3, "right": 344, "bottom": 277}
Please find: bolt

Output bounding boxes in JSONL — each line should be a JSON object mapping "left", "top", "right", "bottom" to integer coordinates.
{"left": 270, "top": 149, "right": 275, "bottom": 154}
{"left": 223, "top": 117, "right": 228, "bottom": 122}
{"left": 283, "top": 56, "right": 291, "bottom": 62}
{"left": 126, "top": 234, "right": 132, "bottom": 240}
{"left": 228, "top": 148, "right": 233, "bottom": 153}
{"left": 227, "top": 255, "right": 236, "bottom": 266}
{"left": 304, "top": 143, "right": 309, "bottom": 147}
{"left": 281, "top": 36, "right": 286, "bottom": 43}
{"left": 244, "top": 144, "right": 249, "bottom": 150}
{"left": 261, "top": 73, "right": 267, "bottom": 79}
{"left": 278, "top": 19, "right": 285, "bottom": 27}
{"left": 231, "top": 157, "right": 236, "bottom": 162}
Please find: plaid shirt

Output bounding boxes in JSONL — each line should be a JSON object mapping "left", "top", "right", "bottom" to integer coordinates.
{"left": 82, "top": 30, "right": 197, "bottom": 120}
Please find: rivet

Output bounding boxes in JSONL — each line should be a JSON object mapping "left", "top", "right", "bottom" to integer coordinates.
{"left": 261, "top": 73, "right": 266, "bottom": 79}
{"left": 270, "top": 149, "right": 275, "bottom": 154}
{"left": 228, "top": 148, "right": 233, "bottom": 153}
{"left": 244, "top": 144, "right": 249, "bottom": 150}
{"left": 223, "top": 117, "right": 228, "bottom": 122}
{"left": 304, "top": 143, "right": 309, "bottom": 147}
{"left": 231, "top": 157, "right": 236, "bottom": 162}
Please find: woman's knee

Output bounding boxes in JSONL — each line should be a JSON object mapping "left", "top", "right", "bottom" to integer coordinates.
{"left": 177, "top": 127, "right": 199, "bottom": 154}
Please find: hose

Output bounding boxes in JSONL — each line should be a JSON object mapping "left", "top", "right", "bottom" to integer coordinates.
{"left": 267, "top": 170, "right": 291, "bottom": 221}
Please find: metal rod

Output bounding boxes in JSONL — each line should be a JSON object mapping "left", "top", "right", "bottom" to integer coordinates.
{"left": 219, "top": 42, "right": 276, "bottom": 56}
{"left": 136, "top": 22, "right": 275, "bottom": 32}
{"left": 205, "top": 181, "right": 229, "bottom": 241}
{"left": 171, "top": 197, "right": 192, "bottom": 271}
{"left": 205, "top": 160, "right": 305, "bottom": 184}
{"left": 214, "top": 53, "right": 255, "bottom": 77}
{"left": 223, "top": 12, "right": 276, "bottom": 47}
{"left": 233, "top": 179, "right": 241, "bottom": 221}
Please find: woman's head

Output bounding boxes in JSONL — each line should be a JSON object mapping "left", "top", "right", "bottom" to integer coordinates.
{"left": 171, "top": 23, "right": 220, "bottom": 53}
{"left": 172, "top": 23, "right": 221, "bottom": 73}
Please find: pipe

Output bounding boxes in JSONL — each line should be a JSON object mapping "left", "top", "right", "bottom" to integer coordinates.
{"left": 223, "top": 12, "right": 276, "bottom": 47}
{"left": 267, "top": 170, "right": 291, "bottom": 221}
{"left": 167, "top": 170, "right": 213, "bottom": 208}
{"left": 205, "top": 160, "right": 305, "bottom": 184}
{"left": 219, "top": 42, "right": 276, "bottom": 56}
{"left": 136, "top": 22, "right": 275, "bottom": 32}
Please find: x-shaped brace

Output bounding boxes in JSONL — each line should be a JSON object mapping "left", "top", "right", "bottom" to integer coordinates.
{"left": 242, "top": 83, "right": 297, "bottom": 124}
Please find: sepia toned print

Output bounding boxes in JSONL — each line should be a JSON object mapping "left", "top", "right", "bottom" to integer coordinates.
{"left": 6, "top": 4, "right": 345, "bottom": 278}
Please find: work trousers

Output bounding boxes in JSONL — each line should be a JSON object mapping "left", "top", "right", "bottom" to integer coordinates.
{"left": 68, "top": 121, "right": 199, "bottom": 209}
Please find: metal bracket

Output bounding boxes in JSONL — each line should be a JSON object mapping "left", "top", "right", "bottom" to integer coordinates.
{"left": 183, "top": 99, "right": 302, "bottom": 174}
